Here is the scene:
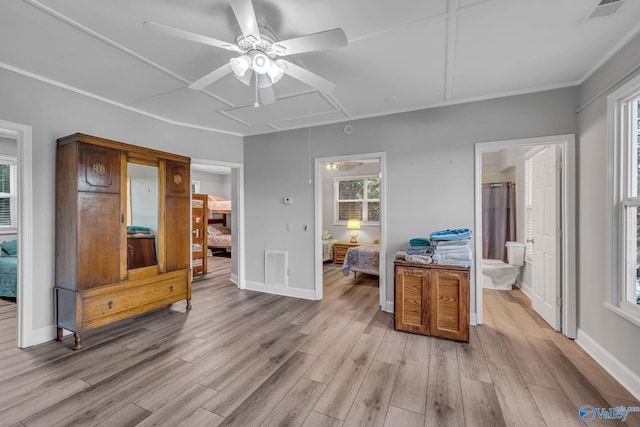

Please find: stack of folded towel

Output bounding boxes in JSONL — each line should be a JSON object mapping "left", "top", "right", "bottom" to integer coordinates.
{"left": 430, "top": 228, "right": 473, "bottom": 267}
{"left": 403, "top": 238, "right": 434, "bottom": 264}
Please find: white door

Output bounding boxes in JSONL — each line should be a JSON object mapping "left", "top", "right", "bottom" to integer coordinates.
{"left": 531, "top": 146, "right": 561, "bottom": 330}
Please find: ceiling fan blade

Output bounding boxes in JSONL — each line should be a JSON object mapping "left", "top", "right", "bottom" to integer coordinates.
{"left": 229, "top": 0, "right": 261, "bottom": 41}
{"left": 280, "top": 60, "right": 336, "bottom": 93}
{"left": 275, "top": 28, "right": 348, "bottom": 56}
{"left": 259, "top": 86, "right": 276, "bottom": 105}
{"left": 144, "top": 21, "right": 239, "bottom": 52}
{"left": 188, "top": 63, "right": 233, "bottom": 90}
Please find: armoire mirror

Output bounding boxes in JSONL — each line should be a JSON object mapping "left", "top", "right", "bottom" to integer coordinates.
{"left": 126, "top": 161, "right": 159, "bottom": 270}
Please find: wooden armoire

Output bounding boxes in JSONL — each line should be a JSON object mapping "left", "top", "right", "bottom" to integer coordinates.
{"left": 54, "top": 133, "right": 192, "bottom": 349}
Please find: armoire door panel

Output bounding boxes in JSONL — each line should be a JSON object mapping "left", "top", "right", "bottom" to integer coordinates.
{"left": 77, "top": 144, "right": 119, "bottom": 193}
{"left": 76, "top": 192, "right": 121, "bottom": 288}
{"left": 165, "top": 197, "right": 191, "bottom": 272}
{"left": 166, "top": 161, "right": 190, "bottom": 197}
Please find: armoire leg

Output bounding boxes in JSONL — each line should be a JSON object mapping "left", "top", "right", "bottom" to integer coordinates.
{"left": 73, "top": 334, "right": 82, "bottom": 350}
{"left": 186, "top": 299, "right": 192, "bottom": 311}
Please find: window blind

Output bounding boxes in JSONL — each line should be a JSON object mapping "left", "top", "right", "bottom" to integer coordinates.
{"left": 524, "top": 158, "right": 533, "bottom": 262}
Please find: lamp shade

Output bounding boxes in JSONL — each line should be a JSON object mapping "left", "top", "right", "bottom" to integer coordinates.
{"left": 347, "top": 219, "right": 361, "bottom": 230}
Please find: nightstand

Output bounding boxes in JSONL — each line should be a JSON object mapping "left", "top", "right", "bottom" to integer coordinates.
{"left": 333, "top": 241, "right": 361, "bottom": 264}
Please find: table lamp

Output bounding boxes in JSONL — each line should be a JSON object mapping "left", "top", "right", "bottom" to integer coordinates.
{"left": 347, "top": 219, "right": 361, "bottom": 243}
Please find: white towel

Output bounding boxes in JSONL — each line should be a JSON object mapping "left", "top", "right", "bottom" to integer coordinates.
{"left": 405, "top": 255, "right": 433, "bottom": 264}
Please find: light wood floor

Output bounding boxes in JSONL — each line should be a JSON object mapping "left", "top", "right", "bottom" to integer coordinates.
{"left": 0, "top": 258, "right": 638, "bottom": 426}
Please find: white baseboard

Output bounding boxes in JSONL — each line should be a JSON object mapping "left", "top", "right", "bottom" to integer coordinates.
{"left": 28, "top": 325, "right": 57, "bottom": 347}
{"left": 244, "top": 281, "right": 316, "bottom": 300}
{"left": 576, "top": 328, "right": 640, "bottom": 400}
{"left": 384, "top": 301, "right": 394, "bottom": 313}
{"left": 230, "top": 273, "right": 238, "bottom": 285}
{"left": 470, "top": 313, "right": 477, "bottom": 326}
{"left": 517, "top": 279, "right": 533, "bottom": 299}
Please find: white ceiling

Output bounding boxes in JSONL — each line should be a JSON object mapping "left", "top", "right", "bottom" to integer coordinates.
{"left": 2, "top": 0, "right": 639, "bottom": 136}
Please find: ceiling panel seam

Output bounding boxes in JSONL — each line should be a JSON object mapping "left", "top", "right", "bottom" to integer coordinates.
{"left": 0, "top": 61, "right": 243, "bottom": 137}
{"left": 444, "top": 0, "right": 459, "bottom": 103}
{"left": 22, "top": 0, "right": 237, "bottom": 108}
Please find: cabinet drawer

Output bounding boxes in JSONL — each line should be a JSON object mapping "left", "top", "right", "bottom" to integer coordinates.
{"left": 83, "top": 278, "right": 187, "bottom": 320}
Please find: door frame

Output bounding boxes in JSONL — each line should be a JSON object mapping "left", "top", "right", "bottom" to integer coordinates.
{"left": 474, "top": 134, "right": 576, "bottom": 338}
{"left": 314, "top": 152, "right": 388, "bottom": 310}
{"left": 0, "top": 120, "right": 33, "bottom": 348}
{"left": 190, "top": 159, "right": 245, "bottom": 289}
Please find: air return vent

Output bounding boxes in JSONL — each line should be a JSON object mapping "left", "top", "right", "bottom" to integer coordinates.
{"left": 265, "top": 251, "right": 288, "bottom": 287}
{"left": 585, "top": 0, "right": 625, "bottom": 20}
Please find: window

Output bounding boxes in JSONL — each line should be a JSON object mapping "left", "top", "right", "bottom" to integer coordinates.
{"left": 524, "top": 157, "right": 533, "bottom": 262}
{"left": 608, "top": 73, "right": 640, "bottom": 320}
{"left": 0, "top": 155, "right": 17, "bottom": 232}
{"left": 334, "top": 175, "right": 380, "bottom": 224}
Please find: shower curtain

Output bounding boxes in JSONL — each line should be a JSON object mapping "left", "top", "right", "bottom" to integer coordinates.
{"left": 482, "top": 182, "right": 516, "bottom": 262}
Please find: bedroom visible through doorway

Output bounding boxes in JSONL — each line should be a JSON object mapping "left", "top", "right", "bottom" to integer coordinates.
{"left": 315, "top": 153, "right": 387, "bottom": 311}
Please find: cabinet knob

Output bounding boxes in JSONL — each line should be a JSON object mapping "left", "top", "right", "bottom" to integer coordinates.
{"left": 169, "top": 285, "right": 174, "bottom": 292}
{"left": 108, "top": 301, "right": 113, "bottom": 309}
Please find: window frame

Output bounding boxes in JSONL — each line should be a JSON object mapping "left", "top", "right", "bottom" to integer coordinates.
{"left": 0, "top": 154, "right": 17, "bottom": 233}
{"left": 333, "top": 174, "right": 380, "bottom": 226}
{"left": 606, "top": 72, "right": 640, "bottom": 325}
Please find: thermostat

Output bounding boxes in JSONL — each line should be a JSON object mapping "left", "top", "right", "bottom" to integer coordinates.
{"left": 283, "top": 197, "right": 293, "bottom": 204}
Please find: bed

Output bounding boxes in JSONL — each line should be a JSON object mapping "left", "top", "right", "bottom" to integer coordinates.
{"left": 0, "top": 240, "right": 17, "bottom": 298}
{"left": 206, "top": 195, "right": 232, "bottom": 252}
{"left": 322, "top": 239, "right": 338, "bottom": 262}
{"left": 208, "top": 224, "right": 232, "bottom": 250}
{"left": 341, "top": 243, "right": 380, "bottom": 277}
{"left": 208, "top": 194, "right": 231, "bottom": 216}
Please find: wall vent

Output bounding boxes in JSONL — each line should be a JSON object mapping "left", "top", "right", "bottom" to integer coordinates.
{"left": 585, "top": 0, "right": 625, "bottom": 20}
{"left": 265, "top": 250, "right": 288, "bottom": 287}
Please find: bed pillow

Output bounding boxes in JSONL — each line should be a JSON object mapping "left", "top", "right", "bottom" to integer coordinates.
{"left": 209, "top": 224, "right": 231, "bottom": 235}
{"left": 1, "top": 239, "right": 17, "bottom": 256}
{"left": 322, "top": 230, "right": 333, "bottom": 240}
{"left": 371, "top": 235, "right": 380, "bottom": 244}
{"left": 208, "top": 194, "right": 227, "bottom": 202}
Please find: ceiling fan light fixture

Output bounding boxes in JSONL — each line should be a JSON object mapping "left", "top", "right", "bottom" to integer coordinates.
{"left": 257, "top": 73, "right": 272, "bottom": 89}
{"left": 267, "top": 62, "right": 284, "bottom": 85}
{"left": 252, "top": 52, "right": 270, "bottom": 74}
{"left": 230, "top": 55, "right": 251, "bottom": 76}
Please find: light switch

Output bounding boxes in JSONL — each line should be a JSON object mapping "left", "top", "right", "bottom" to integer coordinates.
{"left": 286, "top": 223, "right": 293, "bottom": 231}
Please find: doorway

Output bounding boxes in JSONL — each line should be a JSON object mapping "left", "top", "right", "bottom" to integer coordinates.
{"left": 314, "top": 152, "right": 388, "bottom": 311}
{"left": 474, "top": 135, "right": 576, "bottom": 338}
{"left": 191, "top": 159, "right": 244, "bottom": 288}
{"left": 0, "top": 120, "right": 33, "bottom": 348}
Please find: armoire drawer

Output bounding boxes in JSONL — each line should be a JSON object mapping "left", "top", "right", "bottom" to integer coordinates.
{"left": 83, "top": 278, "right": 188, "bottom": 320}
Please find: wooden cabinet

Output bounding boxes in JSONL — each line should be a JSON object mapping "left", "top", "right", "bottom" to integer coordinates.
{"left": 394, "top": 260, "right": 469, "bottom": 342}
{"left": 191, "top": 193, "right": 208, "bottom": 276}
{"left": 333, "top": 242, "right": 361, "bottom": 264}
{"left": 55, "top": 133, "right": 192, "bottom": 350}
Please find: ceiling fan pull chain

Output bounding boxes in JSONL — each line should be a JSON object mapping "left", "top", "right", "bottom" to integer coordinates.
{"left": 254, "top": 72, "right": 259, "bottom": 108}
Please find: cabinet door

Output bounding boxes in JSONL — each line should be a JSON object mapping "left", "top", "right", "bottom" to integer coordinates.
{"left": 76, "top": 192, "right": 121, "bottom": 288}
{"left": 77, "top": 143, "right": 119, "bottom": 193}
{"left": 430, "top": 269, "right": 469, "bottom": 341}
{"left": 395, "top": 266, "right": 430, "bottom": 334}
{"left": 166, "top": 161, "right": 189, "bottom": 198}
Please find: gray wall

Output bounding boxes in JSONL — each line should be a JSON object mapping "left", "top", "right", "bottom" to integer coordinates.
{"left": 191, "top": 170, "right": 231, "bottom": 199}
{"left": 245, "top": 87, "right": 578, "bottom": 314}
{"left": 577, "top": 32, "right": 640, "bottom": 375}
{"left": 0, "top": 68, "right": 242, "bottom": 336}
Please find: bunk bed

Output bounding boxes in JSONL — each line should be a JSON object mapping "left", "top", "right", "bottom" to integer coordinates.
{"left": 191, "top": 194, "right": 208, "bottom": 276}
{"left": 207, "top": 195, "right": 232, "bottom": 252}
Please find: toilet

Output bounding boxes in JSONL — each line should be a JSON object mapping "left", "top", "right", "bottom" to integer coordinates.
{"left": 482, "top": 241, "right": 525, "bottom": 290}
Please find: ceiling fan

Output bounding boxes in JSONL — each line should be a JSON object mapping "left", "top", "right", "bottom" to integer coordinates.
{"left": 144, "top": 0, "right": 348, "bottom": 107}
